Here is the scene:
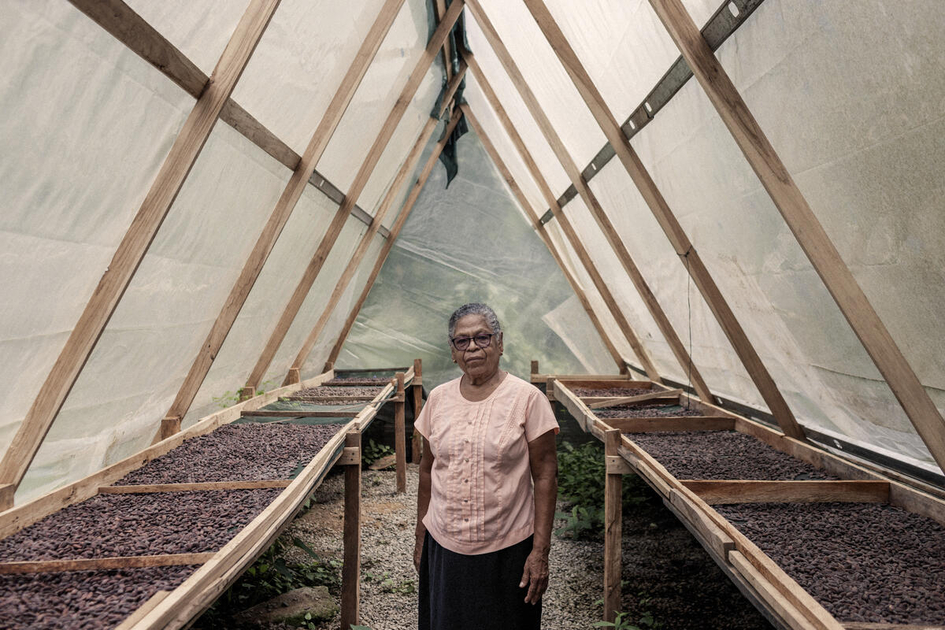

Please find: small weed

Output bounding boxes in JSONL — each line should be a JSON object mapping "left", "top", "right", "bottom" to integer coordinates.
{"left": 362, "top": 439, "right": 394, "bottom": 467}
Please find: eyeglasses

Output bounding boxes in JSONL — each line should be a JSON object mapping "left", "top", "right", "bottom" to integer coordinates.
{"left": 450, "top": 333, "right": 497, "bottom": 351}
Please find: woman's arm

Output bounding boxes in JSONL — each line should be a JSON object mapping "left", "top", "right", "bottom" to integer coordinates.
{"left": 414, "top": 436, "right": 434, "bottom": 572}
{"left": 521, "top": 429, "right": 558, "bottom": 604}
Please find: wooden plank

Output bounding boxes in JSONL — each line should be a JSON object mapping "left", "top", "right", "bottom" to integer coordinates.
{"left": 681, "top": 480, "right": 890, "bottom": 505}
{"left": 323, "top": 107, "right": 468, "bottom": 368}
{"left": 648, "top": 0, "right": 945, "bottom": 471}
{"left": 605, "top": 416, "right": 735, "bottom": 433}
{"left": 286, "top": 81, "right": 467, "bottom": 376}
{"left": 669, "top": 489, "right": 735, "bottom": 560}
{"left": 461, "top": 104, "right": 626, "bottom": 370}
{"left": 0, "top": 0, "right": 282, "bottom": 507}
{"left": 394, "top": 373, "right": 407, "bottom": 493}
{"left": 603, "top": 430, "right": 622, "bottom": 624}
{"left": 100, "top": 480, "right": 292, "bottom": 494}
{"left": 243, "top": 0, "right": 464, "bottom": 391}
{"left": 163, "top": 0, "right": 407, "bottom": 426}
{"left": 433, "top": 0, "right": 455, "bottom": 83}
{"left": 114, "top": 591, "right": 170, "bottom": 630}
{"left": 588, "top": 389, "right": 683, "bottom": 409}
{"left": 0, "top": 370, "right": 333, "bottom": 537}
{"left": 0, "top": 553, "right": 215, "bottom": 575}
{"left": 240, "top": 410, "right": 360, "bottom": 418}
{"left": 462, "top": 47, "right": 660, "bottom": 382}
{"left": 518, "top": 0, "right": 804, "bottom": 441}
{"left": 341, "top": 431, "right": 362, "bottom": 629}
{"left": 411, "top": 358, "right": 424, "bottom": 465}
{"left": 729, "top": 551, "right": 819, "bottom": 630}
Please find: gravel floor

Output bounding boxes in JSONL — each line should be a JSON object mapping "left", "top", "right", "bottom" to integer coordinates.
{"left": 0, "top": 489, "right": 281, "bottom": 561}
{"left": 626, "top": 431, "right": 837, "bottom": 480}
{"left": 117, "top": 423, "right": 340, "bottom": 484}
{"left": 717, "top": 502, "right": 945, "bottom": 624}
{"left": 0, "top": 565, "right": 196, "bottom": 629}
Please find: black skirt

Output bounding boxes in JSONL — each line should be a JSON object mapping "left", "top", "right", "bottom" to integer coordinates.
{"left": 418, "top": 532, "right": 542, "bottom": 630}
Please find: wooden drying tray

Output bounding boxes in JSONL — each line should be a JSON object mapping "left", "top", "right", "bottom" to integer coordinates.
{"left": 551, "top": 376, "right": 945, "bottom": 630}
{"left": 0, "top": 366, "right": 413, "bottom": 630}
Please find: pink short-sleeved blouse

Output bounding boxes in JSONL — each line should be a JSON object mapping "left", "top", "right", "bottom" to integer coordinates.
{"left": 414, "top": 373, "right": 558, "bottom": 555}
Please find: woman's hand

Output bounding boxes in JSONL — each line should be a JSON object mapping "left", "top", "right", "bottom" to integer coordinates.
{"left": 519, "top": 547, "right": 550, "bottom": 604}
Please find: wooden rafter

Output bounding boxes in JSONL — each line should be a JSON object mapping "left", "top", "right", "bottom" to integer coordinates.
{"left": 160, "top": 0, "right": 407, "bottom": 431}
{"left": 466, "top": 0, "right": 719, "bottom": 401}
{"left": 647, "top": 0, "right": 945, "bottom": 471}
{"left": 287, "top": 97, "right": 467, "bottom": 377}
{"left": 242, "top": 0, "right": 466, "bottom": 391}
{"left": 0, "top": 0, "right": 282, "bottom": 505}
{"left": 461, "top": 51, "right": 657, "bottom": 380}
{"left": 460, "top": 103, "right": 626, "bottom": 370}
{"left": 517, "top": 0, "right": 804, "bottom": 439}
{"left": 324, "top": 110, "right": 468, "bottom": 369}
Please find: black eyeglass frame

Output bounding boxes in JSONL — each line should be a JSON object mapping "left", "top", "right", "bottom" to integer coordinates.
{"left": 449, "top": 332, "right": 499, "bottom": 351}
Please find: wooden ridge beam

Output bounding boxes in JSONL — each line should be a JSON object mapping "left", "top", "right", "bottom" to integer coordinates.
{"left": 459, "top": 104, "right": 626, "bottom": 370}
{"left": 242, "top": 0, "right": 465, "bottom": 391}
{"left": 161, "top": 0, "right": 407, "bottom": 433}
{"left": 461, "top": 15, "right": 664, "bottom": 382}
{"left": 0, "top": 0, "right": 282, "bottom": 506}
{"left": 99, "top": 480, "right": 292, "bottom": 494}
{"left": 519, "top": 0, "right": 803, "bottom": 440}
{"left": 681, "top": 480, "right": 890, "bottom": 505}
{"left": 461, "top": 52, "right": 654, "bottom": 378}
{"left": 647, "top": 0, "right": 945, "bottom": 472}
{"left": 0, "top": 553, "right": 215, "bottom": 576}
{"left": 286, "top": 71, "right": 467, "bottom": 376}
{"left": 323, "top": 106, "right": 468, "bottom": 369}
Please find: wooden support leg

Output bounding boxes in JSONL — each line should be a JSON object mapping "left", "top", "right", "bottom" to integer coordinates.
{"left": 531, "top": 360, "right": 539, "bottom": 377}
{"left": 394, "top": 372, "right": 407, "bottom": 493}
{"left": 159, "top": 416, "right": 181, "bottom": 441}
{"left": 341, "top": 431, "right": 361, "bottom": 630}
{"left": 285, "top": 367, "right": 301, "bottom": 386}
{"left": 0, "top": 484, "right": 14, "bottom": 511}
{"left": 604, "top": 429, "right": 623, "bottom": 623}
{"left": 411, "top": 359, "right": 423, "bottom": 465}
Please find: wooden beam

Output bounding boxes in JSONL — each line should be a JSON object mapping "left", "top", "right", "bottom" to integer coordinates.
{"left": 242, "top": 0, "right": 465, "bottom": 391}
{"left": 460, "top": 104, "right": 626, "bottom": 370}
{"left": 603, "top": 416, "right": 735, "bottom": 433}
{"left": 341, "top": 431, "right": 362, "bottom": 629}
{"left": 517, "top": 0, "right": 804, "bottom": 441}
{"left": 603, "top": 429, "right": 622, "bottom": 623}
{"left": 411, "top": 359, "right": 424, "bottom": 465}
{"left": 285, "top": 76, "right": 466, "bottom": 377}
{"left": 323, "top": 109, "right": 468, "bottom": 368}
{"left": 728, "top": 551, "right": 820, "bottom": 630}
{"left": 647, "top": 0, "right": 945, "bottom": 471}
{"left": 99, "top": 480, "right": 292, "bottom": 494}
{"left": 161, "top": 0, "right": 406, "bottom": 427}
{"left": 0, "top": 553, "right": 215, "bottom": 576}
{"left": 461, "top": 54, "right": 656, "bottom": 378}
{"left": 394, "top": 373, "right": 407, "bottom": 493}
{"left": 0, "top": 0, "right": 281, "bottom": 506}
{"left": 588, "top": 389, "right": 683, "bottom": 409}
{"left": 681, "top": 480, "right": 890, "bottom": 505}
{"left": 433, "top": 0, "right": 455, "bottom": 84}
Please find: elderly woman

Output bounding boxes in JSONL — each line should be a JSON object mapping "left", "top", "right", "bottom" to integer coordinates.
{"left": 413, "top": 303, "right": 558, "bottom": 630}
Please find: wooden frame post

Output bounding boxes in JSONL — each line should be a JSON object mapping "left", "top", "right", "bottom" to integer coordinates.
{"left": 460, "top": 58, "right": 655, "bottom": 380}
{"left": 464, "top": 4, "right": 716, "bottom": 402}
{"left": 394, "top": 372, "right": 407, "bottom": 493}
{"left": 160, "top": 0, "right": 406, "bottom": 428}
{"left": 516, "top": 0, "right": 803, "bottom": 439}
{"left": 603, "top": 429, "right": 624, "bottom": 623}
{"left": 0, "top": 0, "right": 281, "bottom": 505}
{"left": 323, "top": 110, "right": 467, "bottom": 369}
{"left": 341, "top": 430, "right": 362, "bottom": 629}
{"left": 284, "top": 73, "right": 467, "bottom": 379}
{"left": 239, "top": 0, "right": 465, "bottom": 391}
{"left": 411, "top": 359, "right": 424, "bottom": 465}
{"left": 647, "top": 0, "right": 945, "bottom": 470}
{"left": 460, "top": 103, "right": 626, "bottom": 371}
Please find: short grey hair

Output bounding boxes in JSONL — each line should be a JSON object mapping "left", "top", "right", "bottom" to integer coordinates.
{"left": 448, "top": 303, "right": 502, "bottom": 339}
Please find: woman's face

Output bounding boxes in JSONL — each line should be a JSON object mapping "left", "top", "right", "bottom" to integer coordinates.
{"left": 450, "top": 314, "right": 503, "bottom": 382}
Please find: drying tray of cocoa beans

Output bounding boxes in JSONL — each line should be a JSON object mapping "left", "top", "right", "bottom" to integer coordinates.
{"left": 281, "top": 384, "right": 387, "bottom": 407}
{"left": 573, "top": 386, "right": 706, "bottom": 419}
{"left": 0, "top": 421, "right": 346, "bottom": 628}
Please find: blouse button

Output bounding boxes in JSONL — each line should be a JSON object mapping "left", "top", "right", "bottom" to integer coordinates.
{"left": 464, "top": 478, "right": 468, "bottom": 483}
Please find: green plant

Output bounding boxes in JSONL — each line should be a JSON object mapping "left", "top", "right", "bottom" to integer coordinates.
{"left": 362, "top": 438, "right": 394, "bottom": 467}
{"left": 592, "top": 591, "right": 660, "bottom": 630}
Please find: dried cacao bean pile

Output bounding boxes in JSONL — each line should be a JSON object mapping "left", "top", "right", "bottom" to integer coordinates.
{"left": 572, "top": 387, "right": 653, "bottom": 397}
{"left": 716, "top": 502, "right": 945, "bottom": 624}
{"left": 294, "top": 385, "right": 384, "bottom": 398}
{"left": 118, "top": 422, "right": 339, "bottom": 484}
{"left": 324, "top": 376, "right": 390, "bottom": 385}
{"left": 0, "top": 565, "right": 194, "bottom": 629}
{"left": 0, "top": 489, "right": 280, "bottom": 561}
{"left": 595, "top": 404, "right": 705, "bottom": 418}
{"left": 626, "top": 431, "right": 836, "bottom": 480}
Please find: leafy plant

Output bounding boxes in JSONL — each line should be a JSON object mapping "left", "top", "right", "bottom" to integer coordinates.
{"left": 592, "top": 591, "right": 660, "bottom": 629}
{"left": 362, "top": 439, "right": 394, "bottom": 467}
